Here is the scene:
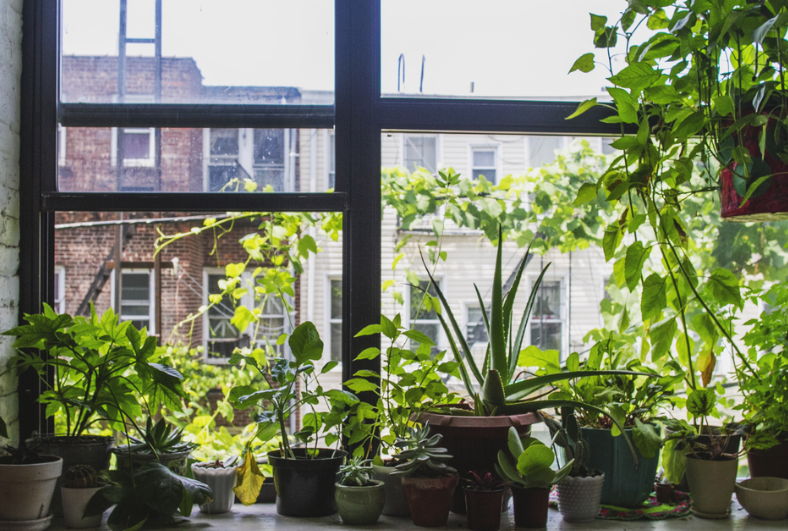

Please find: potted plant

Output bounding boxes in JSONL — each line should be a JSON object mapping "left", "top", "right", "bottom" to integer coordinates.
{"left": 0, "top": 442, "right": 63, "bottom": 530}
{"left": 85, "top": 461, "right": 212, "bottom": 531}
{"left": 191, "top": 456, "right": 239, "bottom": 515}
{"left": 228, "top": 321, "right": 357, "bottom": 517}
{"left": 496, "top": 426, "right": 573, "bottom": 529}
{"left": 61, "top": 464, "right": 106, "bottom": 528}
{"left": 462, "top": 471, "right": 506, "bottom": 531}
{"left": 419, "top": 226, "right": 652, "bottom": 511}
{"left": 543, "top": 411, "right": 604, "bottom": 523}
{"left": 391, "top": 422, "right": 458, "bottom": 528}
{"left": 334, "top": 456, "right": 386, "bottom": 525}
{"left": 1, "top": 304, "right": 185, "bottom": 514}
{"left": 663, "top": 388, "right": 743, "bottom": 519}
{"left": 112, "top": 417, "right": 197, "bottom": 476}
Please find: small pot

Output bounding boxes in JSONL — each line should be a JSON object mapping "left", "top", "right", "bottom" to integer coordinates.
{"left": 510, "top": 486, "right": 550, "bottom": 529}
{"left": 463, "top": 487, "right": 504, "bottom": 531}
{"left": 735, "top": 477, "right": 788, "bottom": 520}
{"left": 61, "top": 486, "right": 105, "bottom": 528}
{"left": 0, "top": 455, "right": 63, "bottom": 521}
{"left": 268, "top": 448, "right": 347, "bottom": 517}
{"left": 747, "top": 439, "right": 788, "bottom": 480}
{"left": 555, "top": 473, "right": 605, "bottom": 523}
{"left": 372, "top": 463, "right": 410, "bottom": 516}
{"left": 401, "top": 474, "right": 459, "bottom": 527}
{"left": 655, "top": 482, "right": 675, "bottom": 504}
{"left": 685, "top": 454, "right": 738, "bottom": 519}
{"left": 191, "top": 463, "right": 237, "bottom": 514}
{"left": 334, "top": 481, "right": 386, "bottom": 525}
{"left": 111, "top": 447, "right": 191, "bottom": 476}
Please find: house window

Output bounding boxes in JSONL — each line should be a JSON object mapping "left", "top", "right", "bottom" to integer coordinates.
{"left": 410, "top": 279, "right": 442, "bottom": 351}
{"left": 404, "top": 135, "right": 438, "bottom": 174}
{"left": 530, "top": 280, "right": 563, "bottom": 357}
{"left": 111, "top": 95, "right": 156, "bottom": 169}
{"left": 54, "top": 266, "right": 65, "bottom": 314}
{"left": 254, "top": 129, "right": 287, "bottom": 192}
{"left": 471, "top": 147, "right": 498, "bottom": 183}
{"left": 526, "top": 136, "right": 564, "bottom": 168}
{"left": 327, "top": 132, "right": 336, "bottom": 190}
{"left": 120, "top": 271, "right": 153, "bottom": 333}
{"left": 329, "top": 279, "right": 342, "bottom": 362}
{"left": 257, "top": 296, "right": 286, "bottom": 355}
{"left": 208, "top": 128, "right": 242, "bottom": 191}
{"left": 466, "top": 304, "right": 489, "bottom": 346}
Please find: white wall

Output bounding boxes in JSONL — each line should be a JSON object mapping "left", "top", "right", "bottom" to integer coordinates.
{"left": 0, "top": 0, "right": 22, "bottom": 445}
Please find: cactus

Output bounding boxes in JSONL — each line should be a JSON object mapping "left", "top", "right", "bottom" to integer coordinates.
{"left": 545, "top": 411, "right": 593, "bottom": 478}
{"left": 64, "top": 464, "right": 99, "bottom": 488}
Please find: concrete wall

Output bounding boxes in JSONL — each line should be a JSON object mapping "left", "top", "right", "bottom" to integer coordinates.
{"left": 0, "top": 0, "right": 22, "bottom": 445}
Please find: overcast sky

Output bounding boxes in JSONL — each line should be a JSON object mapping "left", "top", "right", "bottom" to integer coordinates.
{"left": 63, "top": 0, "right": 641, "bottom": 99}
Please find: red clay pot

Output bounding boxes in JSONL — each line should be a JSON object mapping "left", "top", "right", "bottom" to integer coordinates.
{"left": 402, "top": 474, "right": 459, "bottom": 527}
{"left": 748, "top": 440, "right": 788, "bottom": 480}
{"left": 418, "top": 409, "right": 540, "bottom": 513}
{"left": 464, "top": 487, "right": 504, "bottom": 531}
{"left": 511, "top": 486, "right": 550, "bottom": 529}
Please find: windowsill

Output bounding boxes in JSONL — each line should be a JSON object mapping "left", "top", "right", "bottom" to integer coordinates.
{"left": 48, "top": 498, "right": 773, "bottom": 530}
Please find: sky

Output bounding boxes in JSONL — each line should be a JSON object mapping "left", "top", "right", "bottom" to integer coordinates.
{"left": 62, "top": 0, "right": 643, "bottom": 100}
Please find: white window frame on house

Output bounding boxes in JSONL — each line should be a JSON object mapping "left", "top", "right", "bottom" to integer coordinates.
{"left": 54, "top": 266, "right": 65, "bottom": 314}
{"left": 401, "top": 133, "right": 441, "bottom": 175}
{"left": 58, "top": 125, "right": 66, "bottom": 166}
{"left": 324, "top": 274, "right": 343, "bottom": 367}
{"left": 524, "top": 273, "right": 568, "bottom": 361}
{"left": 110, "top": 268, "right": 155, "bottom": 334}
{"left": 253, "top": 128, "right": 291, "bottom": 192}
{"left": 110, "top": 94, "right": 156, "bottom": 168}
{"left": 203, "top": 268, "right": 241, "bottom": 364}
{"left": 523, "top": 135, "right": 568, "bottom": 170}
{"left": 463, "top": 301, "right": 489, "bottom": 347}
{"left": 203, "top": 128, "right": 242, "bottom": 192}
{"left": 467, "top": 142, "right": 502, "bottom": 185}
{"left": 324, "top": 130, "right": 336, "bottom": 191}
{"left": 405, "top": 276, "right": 446, "bottom": 351}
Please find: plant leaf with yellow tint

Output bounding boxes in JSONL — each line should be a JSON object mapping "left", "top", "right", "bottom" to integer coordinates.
{"left": 233, "top": 447, "right": 265, "bottom": 505}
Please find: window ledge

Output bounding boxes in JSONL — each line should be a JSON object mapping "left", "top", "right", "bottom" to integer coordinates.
{"left": 48, "top": 499, "right": 770, "bottom": 530}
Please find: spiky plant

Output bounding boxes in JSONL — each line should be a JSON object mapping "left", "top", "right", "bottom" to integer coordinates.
{"left": 64, "top": 464, "right": 99, "bottom": 488}
{"left": 465, "top": 470, "right": 505, "bottom": 491}
{"left": 391, "top": 422, "right": 457, "bottom": 478}
{"left": 338, "top": 457, "right": 376, "bottom": 487}
{"left": 545, "top": 411, "right": 592, "bottom": 478}
{"left": 125, "top": 417, "right": 197, "bottom": 457}
{"left": 1, "top": 442, "right": 43, "bottom": 465}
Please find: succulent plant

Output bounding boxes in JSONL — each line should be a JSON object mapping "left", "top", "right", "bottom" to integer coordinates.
{"left": 391, "top": 422, "right": 457, "bottom": 478}
{"left": 194, "top": 456, "right": 238, "bottom": 469}
{"left": 125, "top": 417, "right": 197, "bottom": 457}
{"left": 545, "top": 412, "right": 591, "bottom": 477}
{"left": 1, "top": 442, "right": 44, "bottom": 465}
{"left": 496, "top": 426, "right": 573, "bottom": 489}
{"left": 64, "top": 464, "right": 99, "bottom": 488}
{"left": 338, "top": 456, "right": 376, "bottom": 487}
{"left": 465, "top": 470, "right": 505, "bottom": 491}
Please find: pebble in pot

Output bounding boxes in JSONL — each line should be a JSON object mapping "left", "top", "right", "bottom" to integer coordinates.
{"left": 334, "top": 456, "right": 386, "bottom": 525}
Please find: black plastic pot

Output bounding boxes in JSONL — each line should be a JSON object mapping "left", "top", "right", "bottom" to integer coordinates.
{"left": 464, "top": 487, "right": 504, "bottom": 531}
{"left": 268, "top": 448, "right": 347, "bottom": 517}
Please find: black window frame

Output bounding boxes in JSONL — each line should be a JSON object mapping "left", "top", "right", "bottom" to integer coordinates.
{"left": 19, "top": 0, "right": 625, "bottom": 439}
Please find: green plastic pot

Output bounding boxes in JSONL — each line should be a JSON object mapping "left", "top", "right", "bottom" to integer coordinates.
{"left": 581, "top": 427, "right": 660, "bottom": 508}
{"left": 335, "top": 481, "right": 386, "bottom": 525}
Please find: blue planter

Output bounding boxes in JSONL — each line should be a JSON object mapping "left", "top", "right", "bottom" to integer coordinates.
{"left": 581, "top": 427, "right": 660, "bottom": 508}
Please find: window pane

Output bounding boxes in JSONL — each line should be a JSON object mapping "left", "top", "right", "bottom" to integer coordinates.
{"left": 411, "top": 280, "right": 439, "bottom": 320}
{"left": 121, "top": 273, "right": 149, "bottom": 301}
{"left": 330, "top": 280, "right": 342, "bottom": 319}
{"left": 466, "top": 307, "right": 488, "bottom": 345}
{"left": 531, "top": 322, "right": 562, "bottom": 353}
{"left": 121, "top": 305, "right": 149, "bottom": 316}
{"left": 61, "top": 0, "right": 334, "bottom": 105}
{"left": 472, "top": 169, "right": 496, "bottom": 181}
{"left": 473, "top": 150, "right": 495, "bottom": 167}
{"left": 404, "top": 135, "right": 437, "bottom": 173}
{"left": 534, "top": 281, "right": 561, "bottom": 319}
{"left": 58, "top": 127, "right": 334, "bottom": 193}
{"left": 528, "top": 137, "right": 563, "bottom": 168}
{"left": 330, "top": 322, "right": 342, "bottom": 362}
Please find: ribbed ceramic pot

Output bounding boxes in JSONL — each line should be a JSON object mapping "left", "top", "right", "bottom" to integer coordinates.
{"left": 685, "top": 455, "right": 737, "bottom": 519}
{"left": 191, "top": 463, "right": 238, "bottom": 514}
{"left": 0, "top": 455, "right": 63, "bottom": 521}
{"left": 334, "top": 481, "right": 386, "bottom": 525}
{"left": 61, "top": 486, "right": 105, "bottom": 528}
{"left": 372, "top": 463, "right": 410, "bottom": 516}
{"left": 555, "top": 473, "right": 605, "bottom": 523}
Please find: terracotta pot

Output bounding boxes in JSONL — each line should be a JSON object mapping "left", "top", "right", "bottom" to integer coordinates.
{"left": 510, "top": 486, "right": 550, "bottom": 529}
{"left": 655, "top": 483, "right": 675, "bottom": 504}
{"left": 464, "top": 487, "right": 504, "bottom": 531}
{"left": 555, "top": 473, "right": 604, "bottom": 523}
{"left": 747, "top": 439, "right": 788, "bottom": 480}
{"left": 685, "top": 455, "right": 737, "bottom": 519}
{"left": 418, "top": 409, "right": 539, "bottom": 513}
{"left": 372, "top": 463, "right": 410, "bottom": 516}
{"left": 401, "top": 474, "right": 459, "bottom": 527}
{"left": 735, "top": 477, "right": 788, "bottom": 520}
{"left": 334, "top": 481, "right": 386, "bottom": 525}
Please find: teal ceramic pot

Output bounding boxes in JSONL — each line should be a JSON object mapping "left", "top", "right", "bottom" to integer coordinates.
{"left": 335, "top": 481, "right": 386, "bottom": 525}
{"left": 581, "top": 427, "right": 660, "bottom": 508}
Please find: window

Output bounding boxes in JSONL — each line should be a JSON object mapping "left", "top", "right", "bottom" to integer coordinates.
{"left": 404, "top": 134, "right": 438, "bottom": 174}
{"left": 205, "top": 272, "right": 241, "bottom": 361}
{"left": 525, "top": 136, "right": 564, "bottom": 169}
{"left": 409, "top": 279, "right": 442, "bottom": 351}
{"left": 111, "top": 95, "right": 156, "bottom": 170}
{"left": 328, "top": 279, "right": 342, "bottom": 363}
{"left": 530, "top": 280, "right": 564, "bottom": 357}
{"left": 254, "top": 129, "right": 287, "bottom": 192}
{"left": 207, "top": 128, "right": 242, "bottom": 192}
{"left": 257, "top": 296, "right": 287, "bottom": 354}
{"left": 326, "top": 132, "right": 336, "bottom": 190}
{"left": 465, "top": 304, "right": 489, "bottom": 346}
{"left": 54, "top": 266, "right": 65, "bottom": 314}
{"left": 119, "top": 271, "right": 154, "bottom": 333}
{"left": 470, "top": 146, "right": 498, "bottom": 183}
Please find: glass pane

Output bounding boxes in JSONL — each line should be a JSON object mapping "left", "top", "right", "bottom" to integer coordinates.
{"left": 472, "top": 169, "right": 496, "bottom": 182}
{"left": 121, "top": 273, "right": 149, "bottom": 301}
{"left": 330, "top": 322, "right": 342, "bottom": 362}
{"left": 121, "top": 305, "right": 149, "bottom": 316}
{"left": 411, "top": 280, "right": 439, "bottom": 320}
{"left": 528, "top": 137, "right": 563, "bottom": 169}
{"left": 404, "top": 135, "right": 437, "bottom": 173}
{"left": 57, "top": 127, "right": 335, "bottom": 193}
{"left": 473, "top": 150, "right": 495, "bottom": 167}
{"left": 531, "top": 322, "right": 562, "bottom": 353}
{"left": 381, "top": 0, "right": 651, "bottom": 100}
{"left": 61, "top": 0, "right": 334, "bottom": 105}
{"left": 330, "top": 280, "right": 342, "bottom": 319}
{"left": 534, "top": 281, "right": 561, "bottom": 319}
{"left": 128, "top": 319, "right": 149, "bottom": 330}
{"left": 466, "top": 307, "right": 488, "bottom": 345}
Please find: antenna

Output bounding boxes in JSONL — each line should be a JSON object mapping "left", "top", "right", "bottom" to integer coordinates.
{"left": 420, "top": 55, "right": 425, "bottom": 93}
{"left": 398, "top": 54, "right": 405, "bottom": 92}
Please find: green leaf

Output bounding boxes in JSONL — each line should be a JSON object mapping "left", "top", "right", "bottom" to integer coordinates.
{"left": 673, "top": 111, "right": 705, "bottom": 138}
{"left": 649, "top": 317, "right": 677, "bottom": 361}
{"left": 573, "top": 182, "right": 598, "bottom": 206}
{"left": 707, "top": 268, "right": 742, "bottom": 309}
{"left": 321, "top": 361, "right": 338, "bottom": 373}
{"left": 661, "top": 438, "right": 688, "bottom": 485}
{"left": 644, "top": 85, "right": 678, "bottom": 104}
{"left": 647, "top": 8, "right": 669, "bottom": 30}
{"left": 355, "top": 347, "right": 381, "bottom": 360}
{"left": 687, "top": 388, "right": 716, "bottom": 417}
{"left": 516, "top": 443, "right": 554, "bottom": 477}
{"left": 566, "top": 352, "right": 580, "bottom": 372}
{"left": 289, "top": 321, "right": 324, "bottom": 364}
{"left": 566, "top": 98, "right": 597, "bottom": 120}
{"left": 590, "top": 13, "right": 607, "bottom": 32}
{"left": 297, "top": 234, "right": 318, "bottom": 257}
{"left": 692, "top": 314, "right": 718, "bottom": 348}
{"left": 569, "top": 53, "right": 595, "bottom": 74}
{"left": 608, "top": 63, "right": 660, "bottom": 93}
{"left": 517, "top": 346, "right": 560, "bottom": 372}
{"left": 344, "top": 378, "right": 378, "bottom": 393}
{"left": 603, "top": 223, "right": 624, "bottom": 262}
{"left": 713, "top": 95, "right": 735, "bottom": 117}
{"left": 633, "top": 419, "right": 661, "bottom": 459}
{"left": 403, "top": 329, "right": 435, "bottom": 346}
{"left": 355, "top": 324, "right": 382, "bottom": 337}
{"left": 625, "top": 241, "right": 652, "bottom": 291}
{"left": 641, "top": 273, "right": 666, "bottom": 322}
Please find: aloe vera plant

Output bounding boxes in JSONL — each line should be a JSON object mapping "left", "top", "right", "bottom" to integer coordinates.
{"left": 424, "top": 226, "right": 655, "bottom": 428}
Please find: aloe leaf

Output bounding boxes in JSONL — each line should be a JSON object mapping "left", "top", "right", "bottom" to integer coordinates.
{"left": 482, "top": 369, "right": 507, "bottom": 410}
{"left": 490, "top": 226, "right": 507, "bottom": 380}
{"left": 474, "top": 284, "right": 491, "bottom": 348}
{"left": 502, "top": 241, "right": 532, "bottom": 360}
{"left": 510, "top": 262, "right": 551, "bottom": 381}
{"left": 505, "top": 370, "right": 657, "bottom": 401}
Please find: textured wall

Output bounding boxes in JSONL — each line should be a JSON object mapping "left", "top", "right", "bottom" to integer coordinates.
{"left": 0, "top": 0, "right": 22, "bottom": 445}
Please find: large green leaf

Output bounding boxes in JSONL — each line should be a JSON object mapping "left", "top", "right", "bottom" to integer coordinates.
{"left": 649, "top": 317, "right": 677, "bottom": 361}
{"left": 707, "top": 268, "right": 742, "bottom": 309}
{"left": 641, "top": 273, "right": 667, "bottom": 322}
{"left": 687, "top": 388, "right": 716, "bottom": 418}
{"left": 490, "top": 226, "right": 507, "bottom": 380}
{"left": 633, "top": 419, "right": 662, "bottom": 459}
{"left": 625, "top": 241, "right": 652, "bottom": 291}
{"left": 569, "top": 53, "right": 595, "bottom": 74}
{"left": 608, "top": 63, "right": 660, "bottom": 93}
{"left": 505, "top": 370, "right": 656, "bottom": 401}
{"left": 289, "top": 321, "right": 324, "bottom": 364}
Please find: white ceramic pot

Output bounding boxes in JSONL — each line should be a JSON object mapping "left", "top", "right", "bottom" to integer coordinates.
{"left": 371, "top": 463, "right": 410, "bottom": 516}
{"left": 0, "top": 455, "right": 63, "bottom": 523}
{"left": 685, "top": 455, "right": 738, "bottom": 519}
{"left": 191, "top": 463, "right": 237, "bottom": 514}
{"left": 555, "top": 473, "right": 605, "bottom": 523}
{"left": 735, "top": 477, "right": 788, "bottom": 520}
{"left": 61, "top": 486, "right": 104, "bottom": 528}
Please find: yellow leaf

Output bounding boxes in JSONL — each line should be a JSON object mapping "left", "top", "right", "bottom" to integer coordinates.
{"left": 233, "top": 446, "right": 265, "bottom": 505}
{"left": 698, "top": 348, "right": 716, "bottom": 388}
